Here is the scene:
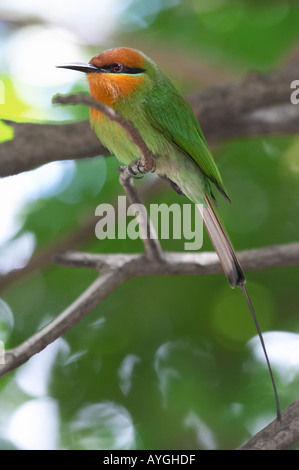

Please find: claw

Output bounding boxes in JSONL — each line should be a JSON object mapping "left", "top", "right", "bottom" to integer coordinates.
{"left": 126, "top": 164, "right": 143, "bottom": 179}
{"left": 136, "top": 159, "right": 148, "bottom": 175}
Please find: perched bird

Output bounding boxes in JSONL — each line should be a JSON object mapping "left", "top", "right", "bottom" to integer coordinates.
{"left": 58, "top": 47, "right": 280, "bottom": 420}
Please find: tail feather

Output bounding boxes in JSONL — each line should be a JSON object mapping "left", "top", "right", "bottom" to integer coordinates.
{"left": 198, "top": 195, "right": 245, "bottom": 288}
{"left": 198, "top": 194, "right": 281, "bottom": 421}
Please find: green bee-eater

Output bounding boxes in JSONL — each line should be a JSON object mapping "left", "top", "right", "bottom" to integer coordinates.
{"left": 58, "top": 47, "right": 280, "bottom": 420}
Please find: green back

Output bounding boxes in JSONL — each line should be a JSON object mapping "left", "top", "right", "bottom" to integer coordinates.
{"left": 141, "top": 59, "right": 229, "bottom": 200}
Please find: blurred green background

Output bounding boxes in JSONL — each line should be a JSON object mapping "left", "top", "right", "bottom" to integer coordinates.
{"left": 0, "top": 0, "right": 299, "bottom": 450}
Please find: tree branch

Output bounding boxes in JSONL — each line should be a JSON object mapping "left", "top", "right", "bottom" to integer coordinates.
{"left": 190, "top": 66, "right": 299, "bottom": 142}
{"left": 239, "top": 399, "right": 299, "bottom": 450}
{"left": 1, "top": 242, "right": 299, "bottom": 379}
{"left": 1, "top": 65, "right": 298, "bottom": 177}
{"left": 0, "top": 269, "right": 127, "bottom": 378}
{"left": 53, "top": 242, "right": 299, "bottom": 275}
{"left": 0, "top": 119, "right": 107, "bottom": 177}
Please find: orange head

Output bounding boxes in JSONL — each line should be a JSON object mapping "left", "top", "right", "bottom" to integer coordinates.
{"left": 57, "top": 47, "right": 149, "bottom": 108}
{"left": 87, "top": 48, "right": 146, "bottom": 108}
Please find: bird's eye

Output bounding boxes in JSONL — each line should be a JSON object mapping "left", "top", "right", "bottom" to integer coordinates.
{"left": 111, "top": 63, "right": 123, "bottom": 73}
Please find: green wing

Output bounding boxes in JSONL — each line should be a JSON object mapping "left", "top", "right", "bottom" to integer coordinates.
{"left": 144, "top": 82, "right": 229, "bottom": 201}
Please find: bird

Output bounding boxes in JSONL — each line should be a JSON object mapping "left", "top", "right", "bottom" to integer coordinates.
{"left": 57, "top": 47, "right": 281, "bottom": 420}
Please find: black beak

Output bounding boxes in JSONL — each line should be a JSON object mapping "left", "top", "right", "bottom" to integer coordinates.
{"left": 56, "top": 62, "right": 100, "bottom": 73}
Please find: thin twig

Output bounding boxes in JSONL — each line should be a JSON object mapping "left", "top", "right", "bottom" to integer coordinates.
{"left": 52, "top": 93, "right": 156, "bottom": 172}
{"left": 118, "top": 166, "right": 162, "bottom": 260}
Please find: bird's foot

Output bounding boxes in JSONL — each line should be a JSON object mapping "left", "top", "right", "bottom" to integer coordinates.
{"left": 117, "top": 164, "right": 143, "bottom": 180}
{"left": 117, "top": 158, "right": 156, "bottom": 180}
{"left": 129, "top": 158, "right": 156, "bottom": 178}
{"left": 137, "top": 157, "right": 156, "bottom": 175}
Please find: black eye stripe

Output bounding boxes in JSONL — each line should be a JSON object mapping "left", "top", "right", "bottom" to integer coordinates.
{"left": 100, "top": 64, "right": 145, "bottom": 74}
